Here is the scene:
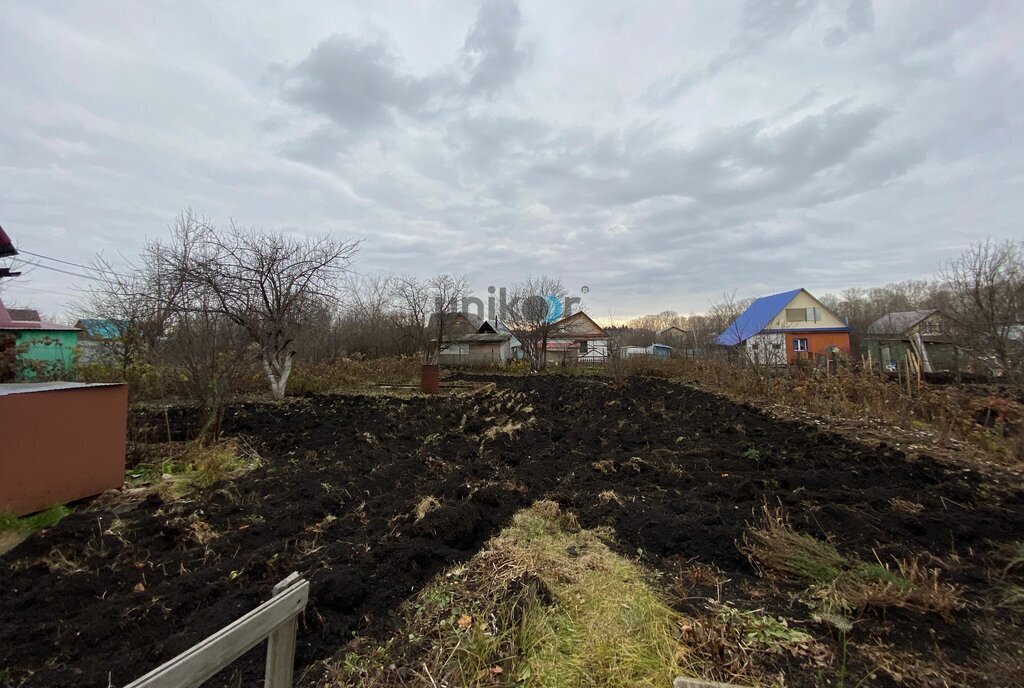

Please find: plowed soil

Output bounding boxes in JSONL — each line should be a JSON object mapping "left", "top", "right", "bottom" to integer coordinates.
{"left": 1, "top": 375, "right": 1022, "bottom": 687}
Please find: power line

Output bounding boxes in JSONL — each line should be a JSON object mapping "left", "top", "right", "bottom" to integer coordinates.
{"left": 2, "top": 284, "right": 81, "bottom": 298}
{"left": 17, "top": 249, "right": 132, "bottom": 279}
{"left": 14, "top": 259, "right": 97, "bottom": 281}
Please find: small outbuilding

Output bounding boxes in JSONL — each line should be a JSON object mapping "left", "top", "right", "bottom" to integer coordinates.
{"left": 864, "top": 310, "right": 955, "bottom": 373}
{"left": 0, "top": 299, "right": 79, "bottom": 381}
{"left": 432, "top": 316, "right": 512, "bottom": 365}
{"left": 0, "top": 382, "right": 127, "bottom": 516}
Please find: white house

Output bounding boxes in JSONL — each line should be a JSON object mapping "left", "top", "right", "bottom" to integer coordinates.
{"left": 546, "top": 312, "right": 611, "bottom": 364}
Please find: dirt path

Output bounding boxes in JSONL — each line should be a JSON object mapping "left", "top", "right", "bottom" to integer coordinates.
{"left": 1, "top": 376, "right": 1021, "bottom": 687}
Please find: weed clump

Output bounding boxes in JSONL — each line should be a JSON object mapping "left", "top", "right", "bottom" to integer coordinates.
{"left": 128, "top": 439, "right": 262, "bottom": 500}
{"left": 741, "top": 505, "right": 961, "bottom": 616}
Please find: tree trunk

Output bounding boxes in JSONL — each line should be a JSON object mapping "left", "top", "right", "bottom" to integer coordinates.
{"left": 262, "top": 351, "right": 293, "bottom": 400}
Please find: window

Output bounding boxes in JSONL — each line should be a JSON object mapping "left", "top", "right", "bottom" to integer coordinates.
{"left": 786, "top": 307, "right": 822, "bottom": 323}
{"left": 751, "top": 342, "right": 760, "bottom": 350}
{"left": 579, "top": 340, "right": 589, "bottom": 354}
{"left": 772, "top": 343, "right": 782, "bottom": 350}
{"left": 793, "top": 338, "right": 808, "bottom": 352}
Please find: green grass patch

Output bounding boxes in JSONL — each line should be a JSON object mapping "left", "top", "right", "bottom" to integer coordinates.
{"left": 324, "top": 501, "right": 690, "bottom": 687}
{"left": 127, "top": 440, "right": 262, "bottom": 499}
{"left": 1, "top": 505, "right": 72, "bottom": 554}
{"left": 0, "top": 505, "right": 71, "bottom": 535}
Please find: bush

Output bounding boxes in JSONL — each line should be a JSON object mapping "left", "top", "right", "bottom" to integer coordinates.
{"left": 73, "top": 361, "right": 189, "bottom": 401}
{"left": 286, "top": 356, "right": 421, "bottom": 395}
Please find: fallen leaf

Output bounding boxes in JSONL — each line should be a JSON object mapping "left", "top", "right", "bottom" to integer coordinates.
{"left": 490, "top": 666, "right": 503, "bottom": 675}
{"left": 133, "top": 582, "right": 145, "bottom": 593}
{"left": 456, "top": 614, "right": 473, "bottom": 629}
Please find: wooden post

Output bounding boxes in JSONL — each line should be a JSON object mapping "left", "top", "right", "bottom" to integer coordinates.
{"left": 673, "top": 677, "right": 747, "bottom": 688}
{"left": 265, "top": 573, "right": 302, "bottom": 688}
{"left": 125, "top": 573, "right": 308, "bottom": 688}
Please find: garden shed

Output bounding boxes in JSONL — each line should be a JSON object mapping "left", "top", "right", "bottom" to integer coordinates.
{"left": 0, "top": 382, "right": 127, "bottom": 516}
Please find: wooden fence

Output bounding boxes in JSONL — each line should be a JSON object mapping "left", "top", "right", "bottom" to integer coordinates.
{"left": 125, "top": 572, "right": 309, "bottom": 688}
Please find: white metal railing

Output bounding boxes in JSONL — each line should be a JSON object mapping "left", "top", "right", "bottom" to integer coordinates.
{"left": 124, "top": 573, "right": 309, "bottom": 688}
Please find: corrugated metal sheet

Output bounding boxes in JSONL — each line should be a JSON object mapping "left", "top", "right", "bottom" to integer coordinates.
{"left": 713, "top": 289, "right": 803, "bottom": 346}
{"left": 0, "top": 383, "right": 126, "bottom": 516}
{"left": 0, "top": 381, "right": 122, "bottom": 397}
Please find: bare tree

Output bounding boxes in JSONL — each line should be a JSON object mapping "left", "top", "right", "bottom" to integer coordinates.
{"left": 391, "top": 274, "right": 433, "bottom": 359}
{"left": 181, "top": 215, "right": 360, "bottom": 399}
{"left": 938, "top": 238, "right": 1024, "bottom": 376}
{"left": 78, "top": 248, "right": 185, "bottom": 370}
{"left": 343, "top": 272, "right": 400, "bottom": 358}
{"left": 425, "top": 274, "right": 471, "bottom": 363}
{"left": 503, "top": 275, "right": 568, "bottom": 371}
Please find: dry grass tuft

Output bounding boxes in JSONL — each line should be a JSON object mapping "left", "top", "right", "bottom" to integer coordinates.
{"left": 740, "top": 505, "right": 846, "bottom": 585}
{"left": 889, "top": 497, "right": 925, "bottom": 514}
{"left": 413, "top": 496, "right": 441, "bottom": 522}
{"left": 598, "top": 490, "right": 624, "bottom": 506}
{"left": 483, "top": 420, "right": 526, "bottom": 441}
{"left": 825, "top": 559, "right": 962, "bottom": 615}
{"left": 741, "top": 505, "right": 961, "bottom": 616}
{"left": 679, "top": 602, "right": 826, "bottom": 685}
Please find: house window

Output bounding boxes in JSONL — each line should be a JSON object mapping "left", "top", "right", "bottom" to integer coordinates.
{"left": 751, "top": 342, "right": 759, "bottom": 350}
{"left": 793, "top": 338, "right": 808, "bottom": 352}
{"left": 772, "top": 343, "right": 782, "bottom": 350}
{"left": 579, "top": 340, "right": 589, "bottom": 354}
{"left": 786, "top": 307, "right": 821, "bottom": 323}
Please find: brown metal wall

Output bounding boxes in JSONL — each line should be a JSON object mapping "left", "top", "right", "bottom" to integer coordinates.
{"left": 0, "top": 384, "right": 127, "bottom": 516}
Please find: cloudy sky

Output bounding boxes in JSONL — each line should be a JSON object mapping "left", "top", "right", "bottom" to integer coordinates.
{"left": 1, "top": 0, "right": 1022, "bottom": 321}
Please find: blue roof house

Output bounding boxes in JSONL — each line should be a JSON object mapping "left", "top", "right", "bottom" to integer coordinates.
{"left": 713, "top": 289, "right": 851, "bottom": 366}
{"left": 74, "top": 318, "right": 129, "bottom": 364}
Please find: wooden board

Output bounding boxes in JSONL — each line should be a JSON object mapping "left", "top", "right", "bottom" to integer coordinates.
{"left": 124, "top": 578, "right": 308, "bottom": 688}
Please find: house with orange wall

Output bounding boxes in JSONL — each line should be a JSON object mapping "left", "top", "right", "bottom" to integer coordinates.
{"left": 712, "top": 288, "right": 851, "bottom": 366}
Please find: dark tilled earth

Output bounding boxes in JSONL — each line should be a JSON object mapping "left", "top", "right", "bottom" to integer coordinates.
{"left": 1, "top": 375, "right": 1022, "bottom": 687}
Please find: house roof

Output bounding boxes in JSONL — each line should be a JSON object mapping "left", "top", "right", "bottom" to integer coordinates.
{"left": 867, "top": 310, "right": 939, "bottom": 336}
{"left": 6, "top": 308, "right": 39, "bottom": 322}
{"left": 0, "top": 298, "right": 77, "bottom": 331}
{"left": 0, "top": 226, "right": 16, "bottom": 258}
{"left": 549, "top": 311, "right": 607, "bottom": 339}
{"left": 713, "top": 289, "right": 803, "bottom": 346}
{"left": 76, "top": 318, "right": 127, "bottom": 339}
{"left": 433, "top": 332, "right": 510, "bottom": 343}
{"left": 427, "top": 311, "right": 484, "bottom": 331}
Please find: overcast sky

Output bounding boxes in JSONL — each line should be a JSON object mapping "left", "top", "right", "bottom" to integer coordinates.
{"left": 1, "top": 0, "right": 1022, "bottom": 321}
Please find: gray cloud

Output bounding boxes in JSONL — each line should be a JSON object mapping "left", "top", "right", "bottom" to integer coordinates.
{"left": 462, "top": 0, "right": 531, "bottom": 96}
{"left": 0, "top": 0, "right": 1021, "bottom": 320}
{"left": 272, "top": 36, "right": 450, "bottom": 130}
{"left": 644, "top": 0, "right": 823, "bottom": 106}
{"left": 824, "top": 0, "right": 875, "bottom": 48}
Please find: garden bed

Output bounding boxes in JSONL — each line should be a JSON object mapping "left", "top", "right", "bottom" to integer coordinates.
{"left": 1, "top": 375, "right": 1021, "bottom": 686}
